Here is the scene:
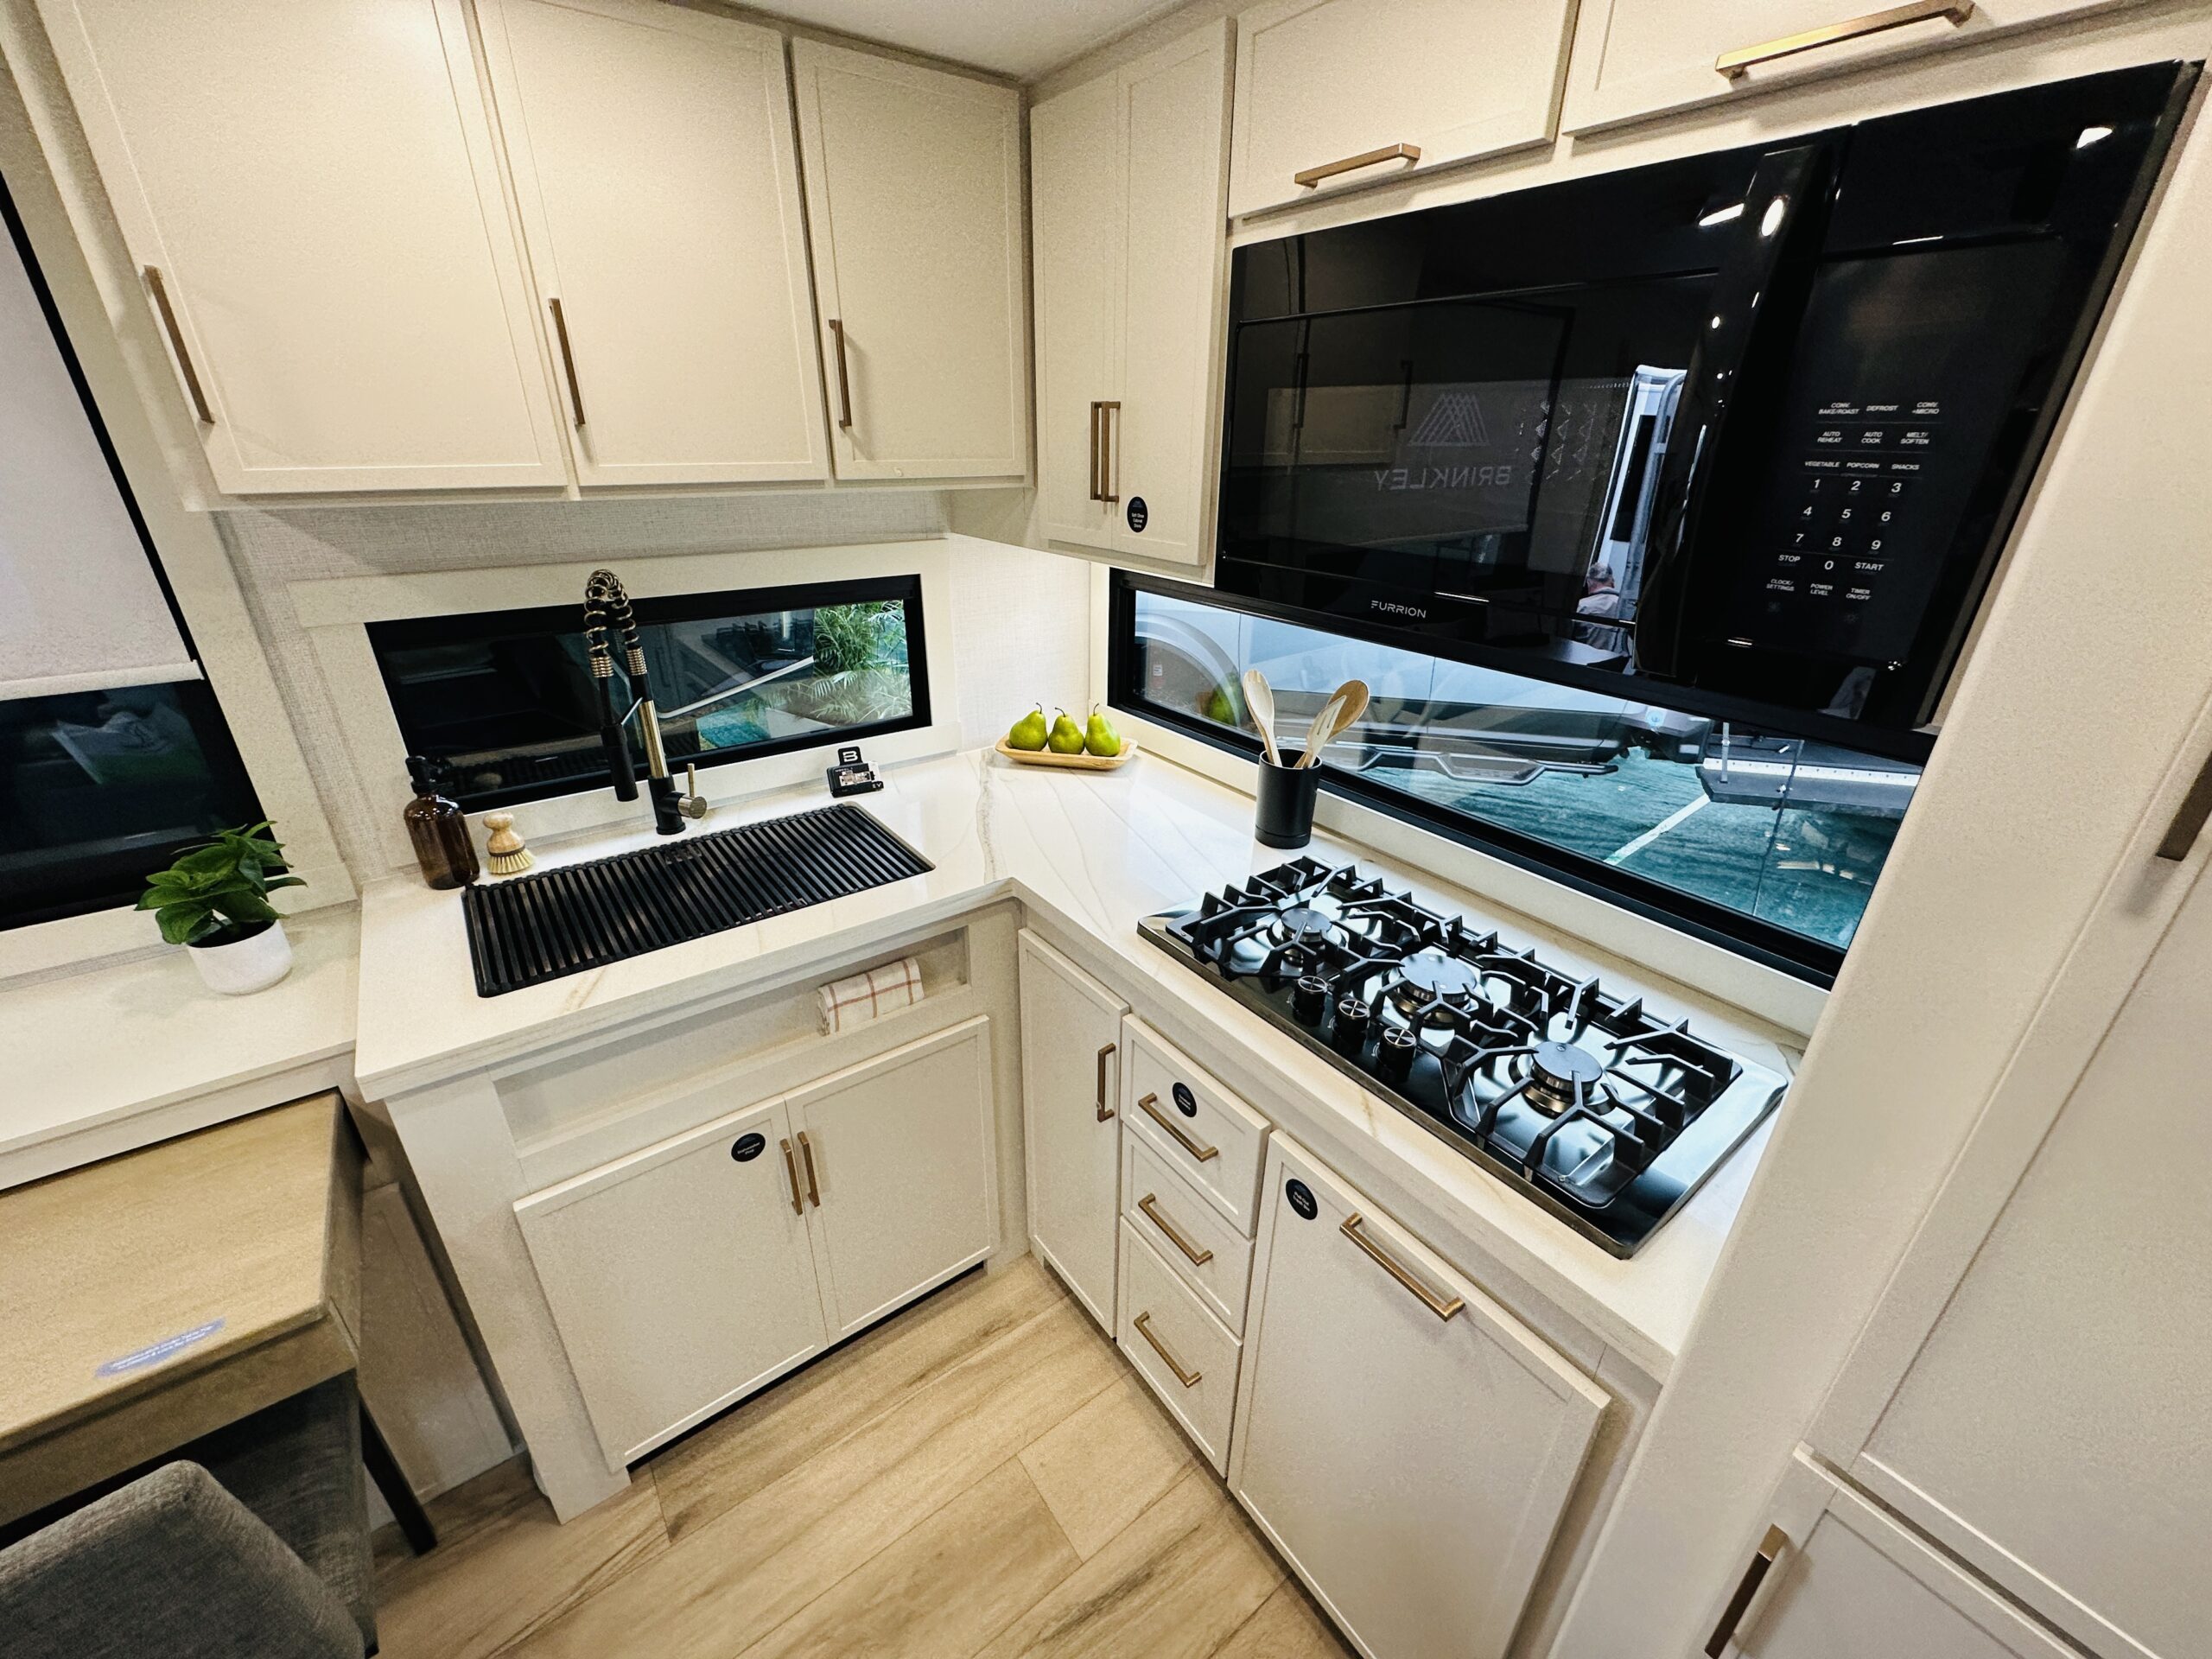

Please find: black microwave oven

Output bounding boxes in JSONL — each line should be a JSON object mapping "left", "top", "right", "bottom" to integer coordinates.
{"left": 1215, "top": 62, "right": 2196, "bottom": 764}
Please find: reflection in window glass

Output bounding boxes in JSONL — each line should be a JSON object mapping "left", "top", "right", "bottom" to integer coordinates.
{"left": 370, "top": 580, "right": 925, "bottom": 811}
{"left": 1127, "top": 587, "right": 1916, "bottom": 957}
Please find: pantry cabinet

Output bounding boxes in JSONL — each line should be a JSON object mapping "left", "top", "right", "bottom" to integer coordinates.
{"left": 1230, "top": 1135, "right": 1605, "bottom": 1659}
{"left": 1560, "top": 0, "right": 2139, "bottom": 134}
{"left": 791, "top": 41, "right": 1028, "bottom": 483}
{"left": 514, "top": 1096, "right": 828, "bottom": 1465}
{"left": 33, "top": 0, "right": 567, "bottom": 494}
{"left": 476, "top": 0, "right": 828, "bottom": 487}
{"left": 1031, "top": 22, "right": 1232, "bottom": 564}
{"left": 1228, "top": 0, "right": 1578, "bottom": 219}
{"left": 1017, "top": 932, "right": 1128, "bottom": 1329}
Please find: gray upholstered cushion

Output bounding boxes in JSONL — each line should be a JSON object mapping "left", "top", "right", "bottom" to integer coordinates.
{"left": 0, "top": 1460, "right": 361, "bottom": 1659}
{"left": 188, "top": 1372, "right": 376, "bottom": 1648}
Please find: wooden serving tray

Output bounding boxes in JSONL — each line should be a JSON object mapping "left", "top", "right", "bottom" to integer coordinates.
{"left": 995, "top": 736, "right": 1139, "bottom": 771}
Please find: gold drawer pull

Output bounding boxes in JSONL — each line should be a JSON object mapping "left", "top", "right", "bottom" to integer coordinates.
{"left": 1294, "top": 143, "right": 1421, "bottom": 189}
{"left": 830, "top": 317, "right": 854, "bottom": 429}
{"left": 1340, "top": 1212, "right": 1463, "bottom": 1321}
{"left": 1095, "top": 1043, "right": 1117, "bottom": 1122}
{"left": 143, "top": 266, "right": 214, "bottom": 426}
{"left": 1133, "top": 1311, "right": 1201, "bottom": 1388}
{"left": 1705, "top": 1525, "right": 1789, "bottom": 1656}
{"left": 797, "top": 1130, "right": 821, "bottom": 1207}
{"left": 1716, "top": 1, "right": 1971, "bottom": 79}
{"left": 779, "top": 1137, "right": 804, "bottom": 1217}
{"left": 548, "top": 297, "right": 587, "bottom": 427}
{"left": 1138, "top": 1193, "right": 1213, "bottom": 1267}
{"left": 1136, "top": 1093, "right": 1218, "bottom": 1162}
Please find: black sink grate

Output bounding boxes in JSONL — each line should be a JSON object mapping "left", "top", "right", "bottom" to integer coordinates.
{"left": 461, "top": 803, "right": 933, "bottom": 997}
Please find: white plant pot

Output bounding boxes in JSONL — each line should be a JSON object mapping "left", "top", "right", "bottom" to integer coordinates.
{"left": 188, "top": 919, "right": 293, "bottom": 995}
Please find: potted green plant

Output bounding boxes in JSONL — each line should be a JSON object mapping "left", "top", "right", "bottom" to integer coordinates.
{"left": 137, "top": 821, "right": 305, "bottom": 995}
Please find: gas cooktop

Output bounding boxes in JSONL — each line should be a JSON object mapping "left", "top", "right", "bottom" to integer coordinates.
{"left": 1139, "top": 859, "right": 1787, "bottom": 1256}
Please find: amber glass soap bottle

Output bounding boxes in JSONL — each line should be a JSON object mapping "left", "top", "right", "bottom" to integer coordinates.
{"left": 404, "top": 756, "right": 480, "bottom": 890}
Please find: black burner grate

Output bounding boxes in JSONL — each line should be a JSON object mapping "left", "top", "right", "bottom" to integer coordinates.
{"left": 462, "top": 804, "right": 932, "bottom": 996}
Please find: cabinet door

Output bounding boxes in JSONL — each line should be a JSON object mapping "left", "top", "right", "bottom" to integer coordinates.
{"left": 791, "top": 1017, "right": 999, "bottom": 1340}
{"left": 1229, "top": 0, "right": 1576, "bottom": 219}
{"left": 1016, "top": 931, "right": 1128, "bottom": 1329}
{"left": 1029, "top": 72, "right": 1122, "bottom": 550}
{"left": 35, "top": 0, "right": 566, "bottom": 494}
{"left": 478, "top": 0, "right": 828, "bottom": 487}
{"left": 1112, "top": 21, "right": 1232, "bottom": 565}
{"left": 515, "top": 1096, "right": 827, "bottom": 1465}
{"left": 1230, "top": 1135, "right": 1605, "bottom": 1659}
{"left": 1561, "top": 0, "right": 2138, "bottom": 135}
{"left": 1709, "top": 1452, "right": 2083, "bottom": 1659}
{"left": 791, "top": 42, "right": 1027, "bottom": 482}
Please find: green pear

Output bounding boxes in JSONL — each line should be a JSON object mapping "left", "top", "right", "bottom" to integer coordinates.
{"left": 1007, "top": 705, "right": 1048, "bottom": 751}
{"left": 1084, "top": 705, "right": 1123, "bottom": 758}
{"left": 1046, "top": 709, "right": 1086, "bottom": 754}
{"left": 1203, "top": 682, "right": 1239, "bottom": 726}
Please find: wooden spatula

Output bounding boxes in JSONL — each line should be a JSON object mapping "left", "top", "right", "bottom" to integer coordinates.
{"left": 1241, "top": 669, "right": 1282, "bottom": 766}
{"left": 1295, "top": 679, "right": 1370, "bottom": 768}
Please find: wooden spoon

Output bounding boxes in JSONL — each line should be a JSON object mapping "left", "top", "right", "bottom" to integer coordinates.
{"left": 1295, "top": 679, "right": 1370, "bottom": 768}
{"left": 1241, "top": 669, "right": 1282, "bottom": 767}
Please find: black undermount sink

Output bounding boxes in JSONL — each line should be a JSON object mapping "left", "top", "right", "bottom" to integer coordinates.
{"left": 461, "top": 803, "right": 933, "bottom": 996}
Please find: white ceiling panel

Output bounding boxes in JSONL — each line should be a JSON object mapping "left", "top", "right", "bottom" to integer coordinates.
{"left": 761, "top": 0, "right": 1183, "bottom": 79}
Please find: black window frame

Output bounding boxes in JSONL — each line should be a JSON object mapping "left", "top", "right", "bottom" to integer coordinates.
{"left": 366, "top": 574, "right": 934, "bottom": 816}
{"left": 1110, "top": 569, "right": 1857, "bottom": 986}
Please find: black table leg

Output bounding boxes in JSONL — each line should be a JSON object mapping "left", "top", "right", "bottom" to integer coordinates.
{"left": 360, "top": 1402, "right": 436, "bottom": 1555}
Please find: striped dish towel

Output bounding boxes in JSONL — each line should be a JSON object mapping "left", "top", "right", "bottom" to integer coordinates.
{"left": 819, "top": 957, "right": 925, "bottom": 1033}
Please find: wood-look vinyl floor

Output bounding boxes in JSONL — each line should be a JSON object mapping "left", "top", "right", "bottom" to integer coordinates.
{"left": 372, "top": 1256, "right": 1351, "bottom": 1659}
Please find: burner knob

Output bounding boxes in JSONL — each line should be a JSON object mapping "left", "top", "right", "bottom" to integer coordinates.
{"left": 1377, "top": 1024, "right": 1418, "bottom": 1086}
{"left": 1333, "top": 995, "right": 1370, "bottom": 1057}
{"left": 1293, "top": 975, "right": 1330, "bottom": 1026}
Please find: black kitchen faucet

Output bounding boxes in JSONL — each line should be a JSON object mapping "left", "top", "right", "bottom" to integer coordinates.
{"left": 582, "top": 568, "right": 702, "bottom": 836}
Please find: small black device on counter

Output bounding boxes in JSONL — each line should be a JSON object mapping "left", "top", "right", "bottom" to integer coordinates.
{"left": 826, "top": 744, "right": 882, "bottom": 797}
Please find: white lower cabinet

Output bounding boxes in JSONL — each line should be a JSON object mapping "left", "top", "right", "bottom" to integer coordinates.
{"left": 1017, "top": 931, "right": 1128, "bottom": 1330}
{"left": 1709, "top": 1451, "right": 2084, "bottom": 1659}
{"left": 516, "top": 1016, "right": 996, "bottom": 1464}
{"left": 1230, "top": 1135, "right": 1606, "bottom": 1659}
{"left": 791, "top": 1018, "right": 998, "bottom": 1340}
{"left": 514, "top": 1094, "right": 829, "bottom": 1465}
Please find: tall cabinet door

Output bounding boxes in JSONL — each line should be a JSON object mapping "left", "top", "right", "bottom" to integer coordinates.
{"left": 515, "top": 1096, "right": 827, "bottom": 1465}
{"left": 1016, "top": 931, "right": 1128, "bottom": 1329}
{"left": 1111, "top": 21, "right": 1232, "bottom": 566}
{"left": 791, "top": 42, "right": 1027, "bottom": 483}
{"left": 1029, "top": 73, "right": 1122, "bottom": 550}
{"left": 478, "top": 0, "right": 828, "bottom": 487}
{"left": 1230, "top": 1135, "right": 1605, "bottom": 1659}
{"left": 34, "top": 0, "right": 567, "bottom": 494}
{"left": 790, "top": 1018, "right": 999, "bottom": 1340}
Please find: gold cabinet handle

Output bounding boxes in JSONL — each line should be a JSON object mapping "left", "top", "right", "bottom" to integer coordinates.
{"left": 1340, "top": 1212, "right": 1464, "bottom": 1321}
{"left": 1136, "top": 1092, "right": 1218, "bottom": 1162}
{"left": 2156, "top": 747, "right": 2212, "bottom": 861}
{"left": 1716, "top": 1, "right": 1972, "bottom": 79}
{"left": 829, "top": 317, "right": 854, "bottom": 429}
{"left": 797, "top": 1130, "right": 821, "bottom": 1207}
{"left": 143, "top": 266, "right": 214, "bottom": 426}
{"left": 1095, "top": 1043, "right": 1117, "bottom": 1122}
{"left": 548, "top": 297, "right": 587, "bottom": 428}
{"left": 779, "top": 1136, "right": 804, "bottom": 1217}
{"left": 1705, "top": 1525, "right": 1790, "bottom": 1656}
{"left": 1138, "top": 1193, "right": 1213, "bottom": 1267}
{"left": 1088, "top": 400, "right": 1103, "bottom": 503}
{"left": 1294, "top": 143, "right": 1421, "bottom": 189}
{"left": 1097, "top": 400, "right": 1121, "bottom": 505}
{"left": 1132, "top": 1311, "right": 1201, "bottom": 1388}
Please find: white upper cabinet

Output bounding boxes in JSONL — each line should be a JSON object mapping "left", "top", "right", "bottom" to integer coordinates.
{"left": 791, "top": 41, "right": 1028, "bottom": 483}
{"left": 477, "top": 0, "right": 828, "bottom": 487}
{"left": 1561, "top": 0, "right": 2145, "bottom": 135}
{"left": 1032, "top": 21, "right": 1231, "bottom": 564}
{"left": 1229, "top": 0, "right": 1578, "bottom": 219}
{"left": 35, "top": 0, "right": 567, "bottom": 495}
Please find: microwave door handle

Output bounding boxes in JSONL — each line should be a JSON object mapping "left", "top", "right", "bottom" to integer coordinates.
{"left": 1632, "top": 141, "right": 1836, "bottom": 680}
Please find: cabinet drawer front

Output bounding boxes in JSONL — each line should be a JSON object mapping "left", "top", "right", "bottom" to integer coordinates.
{"left": 1122, "top": 1131, "right": 1255, "bottom": 1333}
{"left": 1117, "top": 1219, "right": 1241, "bottom": 1473}
{"left": 1122, "top": 1019, "right": 1269, "bottom": 1233}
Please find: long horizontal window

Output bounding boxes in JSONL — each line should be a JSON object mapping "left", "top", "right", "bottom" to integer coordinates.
{"left": 1113, "top": 574, "right": 1920, "bottom": 980}
{"left": 369, "top": 576, "right": 929, "bottom": 813}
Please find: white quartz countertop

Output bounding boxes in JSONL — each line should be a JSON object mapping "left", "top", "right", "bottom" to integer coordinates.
{"left": 355, "top": 747, "right": 1796, "bottom": 1377}
{"left": 1, "top": 906, "right": 358, "bottom": 1187}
